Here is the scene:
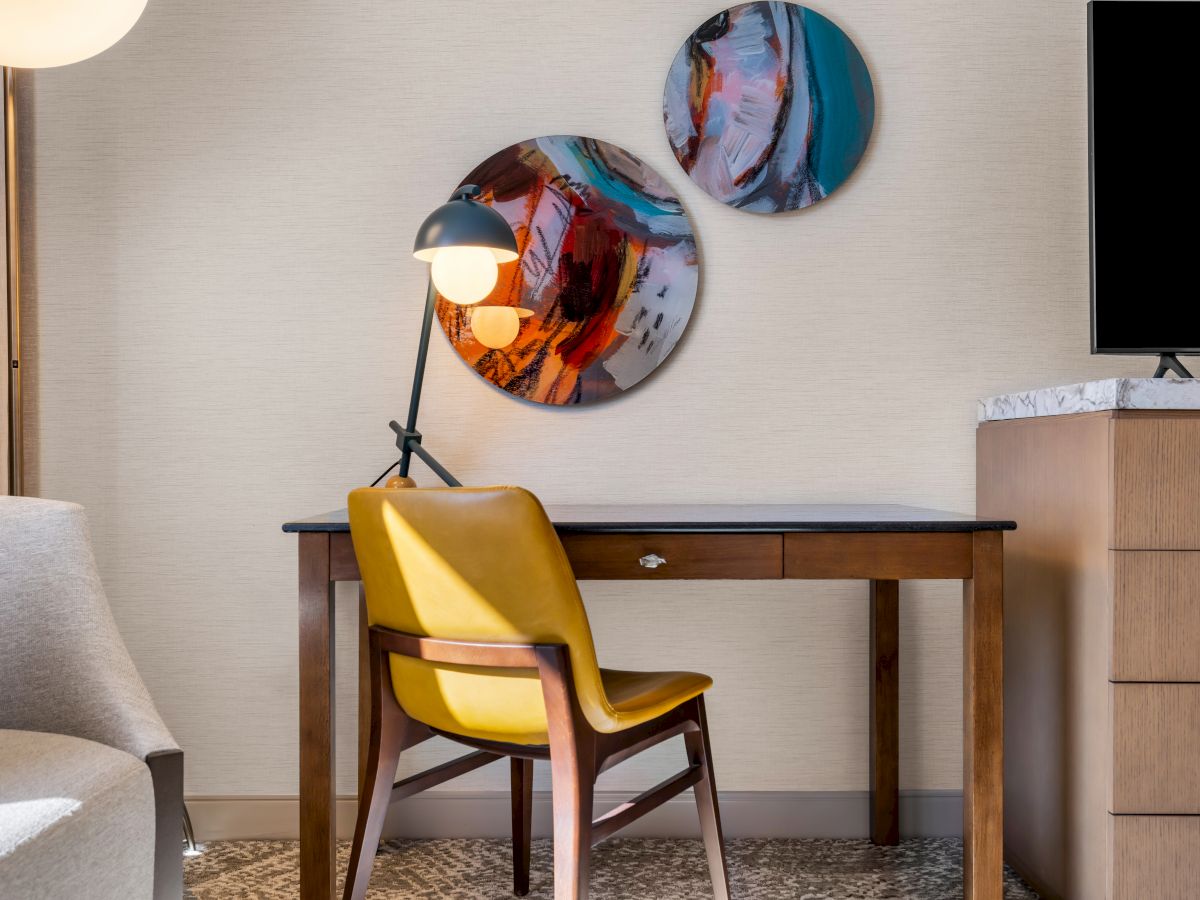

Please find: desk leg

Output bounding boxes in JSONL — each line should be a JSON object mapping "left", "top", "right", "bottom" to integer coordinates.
{"left": 299, "top": 533, "right": 337, "bottom": 900}
{"left": 869, "top": 579, "right": 900, "bottom": 845}
{"left": 963, "top": 531, "right": 1003, "bottom": 900}
{"left": 358, "top": 586, "right": 370, "bottom": 793}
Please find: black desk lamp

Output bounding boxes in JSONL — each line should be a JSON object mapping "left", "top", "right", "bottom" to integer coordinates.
{"left": 375, "top": 185, "right": 519, "bottom": 488}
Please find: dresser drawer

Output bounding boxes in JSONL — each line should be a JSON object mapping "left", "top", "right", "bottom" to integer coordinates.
{"left": 1112, "top": 552, "right": 1200, "bottom": 681}
{"left": 560, "top": 533, "right": 782, "bottom": 580}
{"left": 1109, "top": 815, "right": 1200, "bottom": 900}
{"left": 1112, "top": 418, "right": 1200, "bottom": 549}
{"left": 1111, "top": 684, "right": 1200, "bottom": 813}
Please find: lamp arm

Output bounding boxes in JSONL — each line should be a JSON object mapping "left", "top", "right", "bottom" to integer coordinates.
{"left": 405, "top": 438, "right": 462, "bottom": 487}
{"left": 391, "top": 276, "right": 461, "bottom": 487}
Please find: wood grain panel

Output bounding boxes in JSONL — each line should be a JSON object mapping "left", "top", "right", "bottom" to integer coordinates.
{"left": 1111, "top": 552, "right": 1200, "bottom": 682}
{"left": 976, "top": 413, "right": 1114, "bottom": 900}
{"left": 1111, "top": 684, "right": 1200, "bottom": 814}
{"left": 783, "top": 532, "right": 972, "bottom": 580}
{"left": 1112, "top": 416, "right": 1200, "bottom": 549}
{"left": 1109, "top": 815, "right": 1200, "bottom": 900}
{"left": 560, "top": 533, "right": 781, "bottom": 580}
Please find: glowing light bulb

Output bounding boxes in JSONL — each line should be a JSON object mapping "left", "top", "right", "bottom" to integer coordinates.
{"left": 0, "top": 0, "right": 149, "bottom": 68}
{"left": 430, "top": 246, "right": 499, "bottom": 305}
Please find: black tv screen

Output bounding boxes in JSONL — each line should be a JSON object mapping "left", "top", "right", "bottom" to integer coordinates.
{"left": 1089, "top": 1, "right": 1200, "bottom": 354}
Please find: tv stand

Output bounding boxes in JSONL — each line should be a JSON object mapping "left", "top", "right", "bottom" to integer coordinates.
{"left": 1153, "top": 353, "right": 1194, "bottom": 379}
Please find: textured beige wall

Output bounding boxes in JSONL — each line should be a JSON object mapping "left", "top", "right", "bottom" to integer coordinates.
{"left": 25, "top": 0, "right": 1145, "bottom": 799}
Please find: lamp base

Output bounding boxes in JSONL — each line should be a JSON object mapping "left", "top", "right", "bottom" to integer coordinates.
{"left": 384, "top": 475, "right": 418, "bottom": 489}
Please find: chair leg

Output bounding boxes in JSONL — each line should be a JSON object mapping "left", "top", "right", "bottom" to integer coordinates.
{"left": 511, "top": 758, "right": 533, "bottom": 897}
{"left": 146, "top": 749, "right": 185, "bottom": 900}
{"left": 685, "top": 697, "right": 730, "bottom": 900}
{"left": 343, "top": 652, "right": 409, "bottom": 900}
{"left": 538, "top": 646, "right": 596, "bottom": 900}
{"left": 182, "top": 803, "right": 200, "bottom": 856}
{"left": 548, "top": 740, "right": 594, "bottom": 900}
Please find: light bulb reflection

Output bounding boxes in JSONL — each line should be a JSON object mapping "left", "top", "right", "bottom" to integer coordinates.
{"left": 470, "top": 306, "right": 533, "bottom": 350}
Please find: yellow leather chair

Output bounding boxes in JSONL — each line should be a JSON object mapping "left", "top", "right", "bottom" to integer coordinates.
{"left": 344, "top": 486, "right": 730, "bottom": 900}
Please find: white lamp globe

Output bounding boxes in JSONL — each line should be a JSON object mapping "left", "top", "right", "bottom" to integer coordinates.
{"left": 0, "top": 0, "right": 149, "bottom": 69}
{"left": 430, "top": 246, "right": 499, "bottom": 305}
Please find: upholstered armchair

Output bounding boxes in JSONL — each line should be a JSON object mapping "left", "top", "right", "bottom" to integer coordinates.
{"left": 0, "top": 497, "right": 183, "bottom": 899}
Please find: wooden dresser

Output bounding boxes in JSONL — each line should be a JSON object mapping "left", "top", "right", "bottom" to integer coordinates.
{"left": 978, "top": 388, "right": 1200, "bottom": 900}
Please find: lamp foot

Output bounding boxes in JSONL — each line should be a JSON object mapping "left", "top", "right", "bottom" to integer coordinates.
{"left": 384, "top": 475, "right": 418, "bottom": 489}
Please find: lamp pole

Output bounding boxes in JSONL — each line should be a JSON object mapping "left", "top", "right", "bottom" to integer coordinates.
{"left": 387, "top": 277, "right": 463, "bottom": 488}
{"left": 2, "top": 1, "right": 151, "bottom": 496}
{"left": 4, "top": 66, "right": 22, "bottom": 496}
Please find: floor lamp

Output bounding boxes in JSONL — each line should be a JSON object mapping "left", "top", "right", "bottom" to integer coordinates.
{"left": 2, "top": 0, "right": 149, "bottom": 495}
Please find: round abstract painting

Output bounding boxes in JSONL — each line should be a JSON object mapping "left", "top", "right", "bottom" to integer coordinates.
{"left": 435, "top": 135, "right": 699, "bottom": 406}
{"left": 663, "top": 2, "right": 875, "bottom": 213}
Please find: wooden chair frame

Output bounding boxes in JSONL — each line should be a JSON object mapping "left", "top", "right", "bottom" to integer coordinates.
{"left": 343, "top": 626, "right": 731, "bottom": 900}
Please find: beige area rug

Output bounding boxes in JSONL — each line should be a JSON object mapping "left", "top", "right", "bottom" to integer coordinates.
{"left": 184, "top": 838, "right": 1040, "bottom": 899}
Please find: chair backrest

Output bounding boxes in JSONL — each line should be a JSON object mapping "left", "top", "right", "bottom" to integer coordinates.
{"left": 347, "top": 486, "right": 608, "bottom": 744}
{"left": 0, "top": 496, "right": 176, "bottom": 761}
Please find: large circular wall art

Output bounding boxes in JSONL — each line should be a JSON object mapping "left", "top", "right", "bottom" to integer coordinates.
{"left": 435, "top": 135, "right": 699, "bottom": 405}
{"left": 663, "top": 2, "right": 875, "bottom": 213}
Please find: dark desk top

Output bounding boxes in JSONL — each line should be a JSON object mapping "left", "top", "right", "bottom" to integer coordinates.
{"left": 283, "top": 503, "right": 1015, "bottom": 535}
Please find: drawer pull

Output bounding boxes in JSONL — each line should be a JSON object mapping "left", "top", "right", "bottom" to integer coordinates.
{"left": 639, "top": 553, "right": 667, "bottom": 569}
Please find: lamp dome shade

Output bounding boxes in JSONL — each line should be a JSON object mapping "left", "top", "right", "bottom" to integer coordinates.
{"left": 0, "top": 0, "right": 149, "bottom": 69}
{"left": 413, "top": 187, "right": 519, "bottom": 264}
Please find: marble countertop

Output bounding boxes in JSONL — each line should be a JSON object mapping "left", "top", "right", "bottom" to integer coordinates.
{"left": 979, "top": 378, "right": 1200, "bottom": 422}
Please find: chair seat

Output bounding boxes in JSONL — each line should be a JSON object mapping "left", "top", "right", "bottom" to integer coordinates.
{"left": 599, "top": 668, "right": 713, "bottom": 731}
{"left": 390, "top": 657, "right": 713, "bottom": 745}
{"left": 0, "top": 730, "right": 155, "bottom": 900}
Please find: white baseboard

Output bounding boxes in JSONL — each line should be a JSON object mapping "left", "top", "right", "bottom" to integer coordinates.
{"left": 186, "top": 790, "right": 963, "bottom": 842}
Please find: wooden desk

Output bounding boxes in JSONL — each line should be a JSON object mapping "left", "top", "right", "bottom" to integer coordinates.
{"left": 284, "top": 503, "right": 1014, "bottom": 900}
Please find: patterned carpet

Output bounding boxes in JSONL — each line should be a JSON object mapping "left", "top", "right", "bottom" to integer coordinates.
{"left": 184, "top": 838, "right": 1040, "bottom": 899}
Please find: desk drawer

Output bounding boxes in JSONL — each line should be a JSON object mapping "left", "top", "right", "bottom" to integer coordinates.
{"left": 560, "top": 533, "right": 782, "bottom": 580}
{"left": 1111, "top": 684, "right": 1200, "bottom": 813}
{"left": 1112, "top": 418, "right": 1200, "bottom": 550}
{"left": 1112, "top": 552, "right": 1200, "bottom": 681}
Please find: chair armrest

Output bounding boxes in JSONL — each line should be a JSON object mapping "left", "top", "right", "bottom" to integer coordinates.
{"left": 0, "top": 499, "right": 181, "bottom": 762}
{"left": 0, "top": 626, "right": 180, "bottom": 762}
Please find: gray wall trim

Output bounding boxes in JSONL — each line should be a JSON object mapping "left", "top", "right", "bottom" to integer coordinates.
{"left": 187, "top": 790, "right": 963, "bottom": 842}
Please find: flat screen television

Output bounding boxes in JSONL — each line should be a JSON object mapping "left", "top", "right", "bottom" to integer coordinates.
{"left": 1089, "top": 0, "right": 1199, "bottom": 376}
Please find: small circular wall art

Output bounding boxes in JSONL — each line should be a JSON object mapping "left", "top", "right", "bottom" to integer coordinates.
{"left": 663, "top": 2, "right": 875, "bottom": 213}
{"left": 435, "top": 135, "right": 699, "bottom": 405}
